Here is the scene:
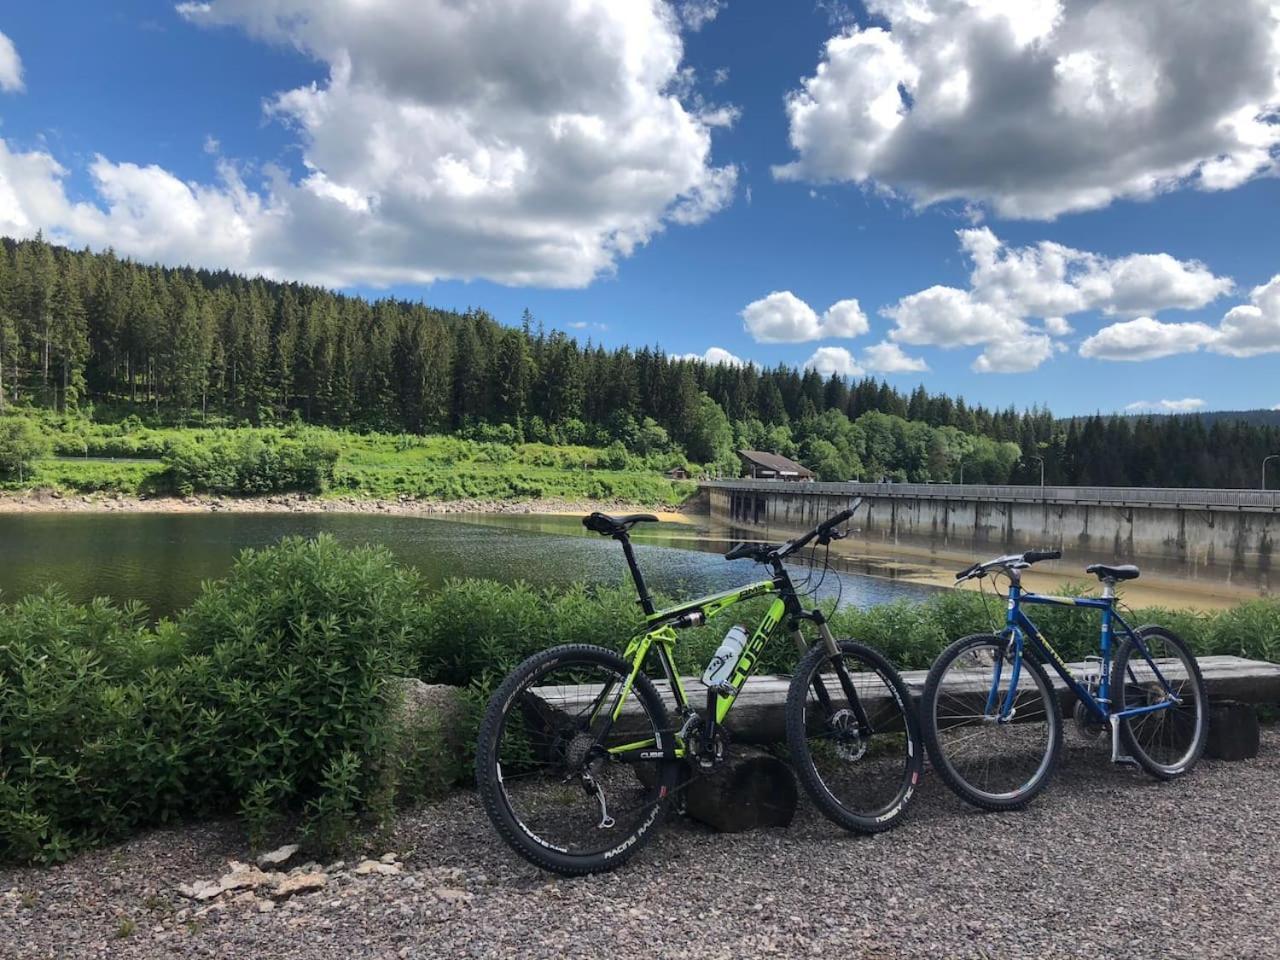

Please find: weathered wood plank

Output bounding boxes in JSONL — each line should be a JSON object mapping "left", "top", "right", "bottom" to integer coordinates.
{"left": 534, "top": 655, "right": 1280, "bottom": 745}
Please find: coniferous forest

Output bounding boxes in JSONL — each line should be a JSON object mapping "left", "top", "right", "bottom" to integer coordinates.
{"left": 1, "top": 234, "right": 1278, "bottom": 488}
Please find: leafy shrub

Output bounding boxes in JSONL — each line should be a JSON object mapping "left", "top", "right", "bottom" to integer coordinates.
{"left": 0, "top": 594, "right": 189, "bottom": 862}
{"left": 163, "top": 429, "right": 339, "bottom": 495}
{"left": 178, "top": 536, "right": 426, "bottom": 837}
{"left": 0, "top": 416, "right": 50, "bottom": 479}
{"left": 0, "top": 537, "right": 432, "bottom": 863}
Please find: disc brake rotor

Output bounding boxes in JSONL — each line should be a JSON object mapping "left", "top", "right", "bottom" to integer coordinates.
{"left": 829, "top": 708, "right": 867, "bottom": 761}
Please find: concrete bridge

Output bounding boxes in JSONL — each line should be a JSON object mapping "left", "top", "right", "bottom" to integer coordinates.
{"left": 702, "top": 480, "right": 1280, "bottom": 592}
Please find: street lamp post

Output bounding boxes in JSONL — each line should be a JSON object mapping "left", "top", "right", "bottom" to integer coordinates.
{"left": 1265, "top": 454, "right": 1280, "bottom": 490}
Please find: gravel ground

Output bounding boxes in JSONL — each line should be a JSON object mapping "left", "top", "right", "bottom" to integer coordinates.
{"left": 4, "top": 730, "right": 1279, "bottom": 960}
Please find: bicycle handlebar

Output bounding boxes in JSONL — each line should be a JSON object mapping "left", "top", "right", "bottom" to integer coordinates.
{"left": 1024, "top": 549, "right": 1062, "bottom": 564}
{"left": 724, "top": 500, "right": 863, "bottom": 564}
{"left": 955, "top": 548, "right": 1061, "bottom": 582}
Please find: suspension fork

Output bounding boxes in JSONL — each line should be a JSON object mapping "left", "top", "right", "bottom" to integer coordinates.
{"left": 803, "top": 610, "right": 874, "bottom": 734}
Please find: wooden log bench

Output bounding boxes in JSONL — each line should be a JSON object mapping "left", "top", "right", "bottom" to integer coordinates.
{"left": 645, "top": 655, "right": 1279, "bottom": 750}
{"left": 533, "top": 655, "right": 1277, "bottom": 832}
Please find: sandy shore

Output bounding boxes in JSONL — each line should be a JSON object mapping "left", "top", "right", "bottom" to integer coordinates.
{"left": 0, "top": 489, "right": 695, "bottom": 523}
{"left": 815, "top": 536, "right": 1263, "bottom": 611}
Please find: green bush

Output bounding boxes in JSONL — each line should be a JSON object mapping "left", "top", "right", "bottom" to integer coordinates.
{"left": 177, "top": 536, "right": 426, "bottom": 841}
{"left": 0, "top": 416, "right": 50, "bottom": 479}
{"left": 163, "top": 429, "right": 339, "bottom": 495}
{"left": 0, "top": 537, "right": 431, "bottom": 863}
{"left": 0, "top": 594, "right": 189, "bottom": 862}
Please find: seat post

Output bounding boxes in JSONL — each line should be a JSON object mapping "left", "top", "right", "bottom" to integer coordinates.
{"left": 616, "top": 533, "right": 655, "bottom": 616}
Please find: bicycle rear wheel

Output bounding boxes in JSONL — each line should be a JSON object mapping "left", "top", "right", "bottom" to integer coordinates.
{"left": 921, "top": 634, "right": 1063, "bottom": 811}
{"left": 475, "top": 644, "right": 677, "bottom": 875}
{"left": 786, "top": 640, "right": 923, "bottom": 832}
{"left": 1111, "top": 626, "right": 1207, "bottom": 779}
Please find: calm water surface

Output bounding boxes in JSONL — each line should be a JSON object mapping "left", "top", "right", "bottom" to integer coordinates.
{"left": 0, "top": 511, "right": 941, "bottom": 619}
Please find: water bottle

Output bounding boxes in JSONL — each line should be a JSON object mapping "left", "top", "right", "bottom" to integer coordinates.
{"left": 702, "top": 625, "right": 749, "bottom": 688}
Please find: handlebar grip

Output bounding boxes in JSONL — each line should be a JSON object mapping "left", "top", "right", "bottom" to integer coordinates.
{"left": 955, "top": 562, "right": 980, "bottom": 581}
{"left": 1024, "top": 549, "right": 1062, "bottom": 563}
{"left": 819, "top": 507, "right": 856, "bottom": 532}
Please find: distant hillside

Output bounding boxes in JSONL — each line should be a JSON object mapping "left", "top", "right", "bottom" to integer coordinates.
{"left": 1077, "top": 409, "right": 1280, "bottom": 428}
{"left": 2, "top": 233, "right": 1279, "bottom": 489}
{"left": 1186, "top": 409, "right": 1280, "bottom": 428}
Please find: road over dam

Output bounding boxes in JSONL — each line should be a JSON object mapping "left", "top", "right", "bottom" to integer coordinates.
{"left": 703, "top": 480, "right": 1280, "bottom": 593}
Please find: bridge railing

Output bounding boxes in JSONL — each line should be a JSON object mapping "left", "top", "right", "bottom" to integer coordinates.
{"left": 701, "top": 479, "right": 1280, "bottom": 512}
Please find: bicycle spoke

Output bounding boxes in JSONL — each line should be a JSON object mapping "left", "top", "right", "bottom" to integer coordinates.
{"left": 791, "top": 644, "right": 920, "bottom": 830}
{"left": 928, "top": 638, "right": 1057, "bottom": 805}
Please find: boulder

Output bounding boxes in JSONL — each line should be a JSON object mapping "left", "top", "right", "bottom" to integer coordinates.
{"left": 638, "top": 745, "right": 799, "bottom": 833}
{"left": 1206, "top": 700, "right": 1260, "bottom": 761}
{"left": 386, "top": 678, "right": 468, "bottom": 752}
{"left": 355, "top": 859, "right": 402, "bottom": 876}
{"left": 683, "top": 747, "right": 798, "bottom": 833}
{"left": 272, "top": 871, "right": 328, "bottom": 899}
{"left": 257, "top": 844, "right": 300, "bottom": 868}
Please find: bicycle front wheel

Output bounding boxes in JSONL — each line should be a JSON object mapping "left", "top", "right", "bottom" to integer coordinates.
{"left": 475, "top": 644, "right": 677, "bottom": 875}
{"left": 1111, "top": 626, "right": 1208, "bottom": 779}
{"left": 921, "top": 634, "right": 1063, "bottom": 811}
{"left": 786, "top": 640, "right": 923, "bottom": 833}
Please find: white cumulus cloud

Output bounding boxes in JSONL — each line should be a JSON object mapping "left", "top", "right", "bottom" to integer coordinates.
{"left": 861, "top": 340, "right": 928, "bottom": 373}
{"left": 1212, "top": 275, "right": 1280, "bottom": 357}
{"left": 1125, "top": 398, "right": 1206, "bottom": 412}
{"left": 741, "top": 291, "right": 869, "bottom": 342}
{"left": 0, "top": 1, "right": 738, "bottom": 288}
{"left": 882, "top": 228, "right": 1233, "bottom": 372}
{"left": 805, "top": 345, "right": 864, "bottom": 378}
{"left": 0, "top": 31, "right": 22, "bottom": 93}
{"left": 971, "top": 333, "right": 1057, "bottom": 374}
{"left": 1079, "top": 317, "right": 1218, "bottom": 361}
{"left": 674, "top": 0, "right": 724, "bottom": 31}
{"left": 675, "top": 346, "right": 746, "bottom": 366}
{"left": 775, "top": 0, "right": 1280, "bottom": 219}
{"left": 1080, "top": 274, "right": 1280, "bottom": 361}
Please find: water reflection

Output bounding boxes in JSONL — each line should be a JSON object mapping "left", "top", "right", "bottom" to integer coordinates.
{"left": 0, "top": 511, "right": 942, "bottom": 620}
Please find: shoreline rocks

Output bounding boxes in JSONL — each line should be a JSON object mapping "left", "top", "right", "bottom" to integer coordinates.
{"left": 0, "top": 488, "right": 698, "bottom": 521}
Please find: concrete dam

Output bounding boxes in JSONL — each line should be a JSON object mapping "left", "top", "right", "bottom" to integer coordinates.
{"left": 703, "top": 480, "right": 1280, "bottom": 593}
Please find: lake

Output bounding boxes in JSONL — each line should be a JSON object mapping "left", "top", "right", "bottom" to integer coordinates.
{"left": 0, "top": 511, "right": 942, "bottom": 619}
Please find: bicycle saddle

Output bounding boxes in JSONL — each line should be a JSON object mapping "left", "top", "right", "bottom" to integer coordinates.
{"left": 1085, "top": 563, "right": 1140, "bottom": 582}
{"left": 582, "top": 512, "right": 659, "bottom": 536}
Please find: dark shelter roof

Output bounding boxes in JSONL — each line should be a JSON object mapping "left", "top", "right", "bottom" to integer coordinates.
{"left": 737, "top": 449, "right": 814, "bottom": 478}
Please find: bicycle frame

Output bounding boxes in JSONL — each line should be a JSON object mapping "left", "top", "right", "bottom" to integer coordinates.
{"left": 993, "top": 580, "right": 1182, "bottom": 725}
{"left": 600, "top": 574, "right": 855, "bottom": 764}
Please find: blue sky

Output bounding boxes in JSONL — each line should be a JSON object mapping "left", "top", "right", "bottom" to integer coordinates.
{"left": 1, "top": 1, "right": 1278, "bottom": 415}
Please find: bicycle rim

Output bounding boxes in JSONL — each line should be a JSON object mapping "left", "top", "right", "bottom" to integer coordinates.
{"left": 790, "top": 642, "right": 920, "bottom": 830}
{"left": 1116, "top": 632, "right": 1206, "bottom": 774}
{"left": 491, "top": 656, "right": 667, "bottom": 860}
{"left": 929, "top": 638, "right": 1058, "bottom": 804}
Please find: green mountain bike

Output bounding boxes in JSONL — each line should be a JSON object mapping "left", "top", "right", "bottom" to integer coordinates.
{"left": 475, "top": 503, "right": 923, "bottom": 875}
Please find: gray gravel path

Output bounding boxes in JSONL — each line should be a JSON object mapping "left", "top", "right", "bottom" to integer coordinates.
{"left": 4, "top": 731, "right": 1279, "bottom": 960}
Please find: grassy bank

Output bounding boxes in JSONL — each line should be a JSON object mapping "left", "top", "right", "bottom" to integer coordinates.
{"left": 0, "top": 410, "right": 698, "bottom": 507}
{"left": 4, "top": 535, "right": 1278, "bottom": 864}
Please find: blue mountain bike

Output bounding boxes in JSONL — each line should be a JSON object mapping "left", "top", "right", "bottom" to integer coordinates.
{"left": 920, "top": 550, "right": 1208, "bottom": 810}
